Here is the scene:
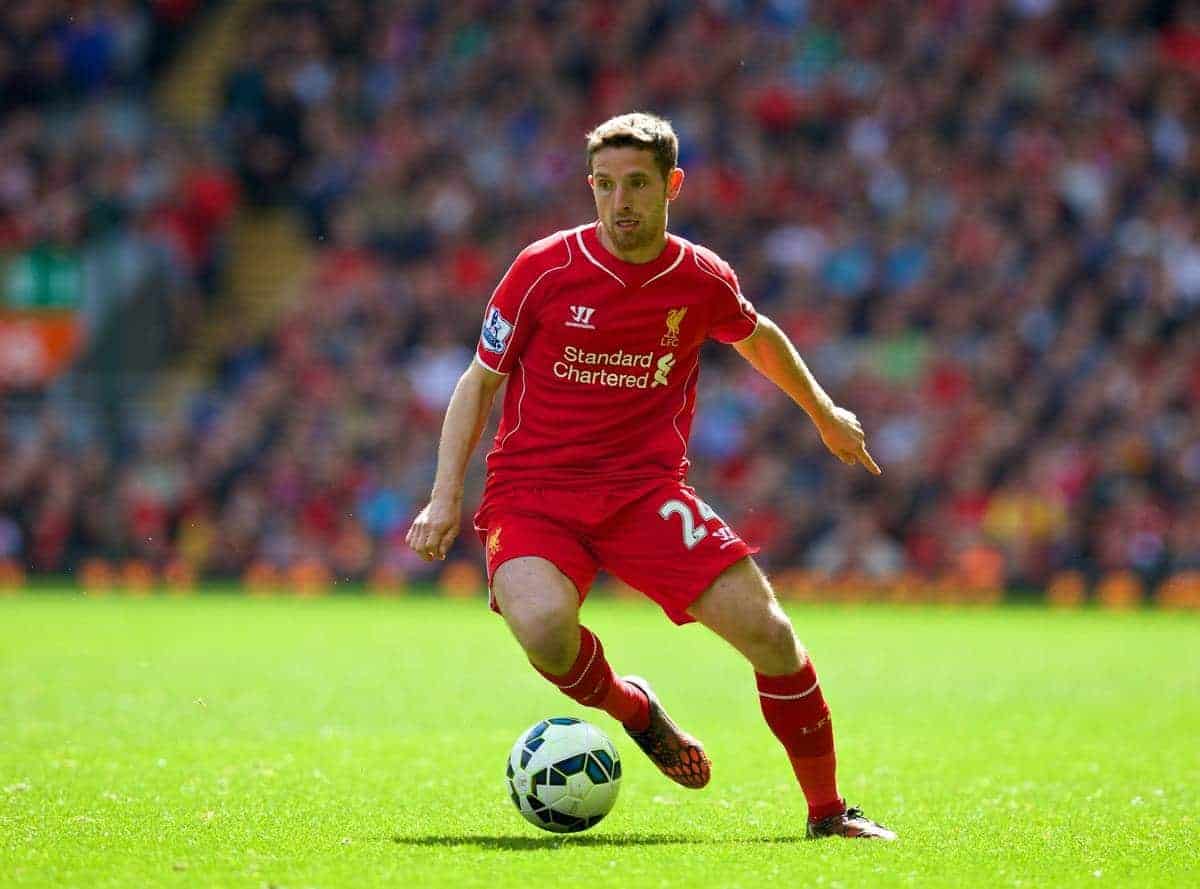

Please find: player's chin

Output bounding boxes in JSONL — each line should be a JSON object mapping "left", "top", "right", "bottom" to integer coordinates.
{"left": 612, "top": 223, "right": 649, "bottom": 249}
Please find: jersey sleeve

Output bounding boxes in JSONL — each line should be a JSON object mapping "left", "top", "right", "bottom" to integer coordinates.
{"left": 474, "top": 244, "right": 551, "bottom": 374}
{"left": 700, "top": 250, "right": 760, "bottom": 344}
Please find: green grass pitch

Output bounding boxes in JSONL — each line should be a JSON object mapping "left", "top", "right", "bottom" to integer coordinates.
{"left": 2, "top": 593, "right": 1197, "bottom": 888}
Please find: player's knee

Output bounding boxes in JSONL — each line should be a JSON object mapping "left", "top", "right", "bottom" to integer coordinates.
{"left": 506, "top": 602, "right": 578, "bottom": 675}
{"left": 526, "top": 632, "right": 578, "bottom": 676}
{"left": 751, "top": 611, "right": 805, "bottom": 675}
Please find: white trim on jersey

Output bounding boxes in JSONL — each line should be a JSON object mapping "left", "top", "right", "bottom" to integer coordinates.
{"left": 641, "top": 241, "right": 686, "bottom": 288}
{"left": 483, "top": 231, "right": 574, "bottom": 373}
{"left": 730, "top": 315, "right": 761, "bottom": 344}
{"left": 670, "top": 354, "right": 701, "bottom": 472}
{"left": 492, "top": 357, "right": 528, "bottom": 457}
{"left": 692, "top": 245, "right": 757, "bottom": 335}
{"left": 474, "top": 352, "right": 508, "bottom": 376}
{"left": 574, "top": 226, "right": 626, "bottom": 287}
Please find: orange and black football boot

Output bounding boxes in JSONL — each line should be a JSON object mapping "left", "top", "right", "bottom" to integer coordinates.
{"left": 622, "top": 676, "right": 711, "bottom": 789}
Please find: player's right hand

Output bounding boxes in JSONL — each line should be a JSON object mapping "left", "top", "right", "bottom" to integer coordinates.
{"left": 405, "top": 498, "right": 462, "bottom": 561}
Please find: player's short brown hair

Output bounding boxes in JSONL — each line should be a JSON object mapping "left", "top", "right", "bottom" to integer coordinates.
{"left": 585, "top": 112, "right": 679, "bottom": 183}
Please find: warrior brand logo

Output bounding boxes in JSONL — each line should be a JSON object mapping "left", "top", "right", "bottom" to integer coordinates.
{"left": 481, "top": 306, "right": 513, "bottom": 353}
{"left": 713, "top": 526, "right": 741, "bottom": 550}
{"left": 565, "top": 305, "right": 597, "bottom": 329}
{"left": 661, "top": 307, "right": 687, "bottom": 346}
{"left": 652, "top": 352, "right": 676, "bottom": 387}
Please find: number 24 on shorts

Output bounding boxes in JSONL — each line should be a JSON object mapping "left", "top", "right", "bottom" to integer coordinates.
{"left": 658, "top": 496, "right": 738, "bottom": 550}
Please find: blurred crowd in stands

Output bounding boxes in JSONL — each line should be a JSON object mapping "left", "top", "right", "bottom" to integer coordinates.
{"left": 0, "top": 0, "right": 236, "bottom": 349}
{"left": 2, "top": 0, "right": 1199, "bottom": 599}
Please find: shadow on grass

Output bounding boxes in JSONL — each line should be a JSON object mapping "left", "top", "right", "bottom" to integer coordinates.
{"left": 390, "top": 834, "right": 802, "bottom": 849}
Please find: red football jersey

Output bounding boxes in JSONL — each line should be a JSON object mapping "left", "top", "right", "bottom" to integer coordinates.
{"left": 475, "top": 222, "right": 758, "bottom": 491}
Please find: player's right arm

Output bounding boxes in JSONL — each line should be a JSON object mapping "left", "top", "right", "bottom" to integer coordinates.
{"left": 406, "top": 233, "right": 564, "bottom": 561}
{"left": 406, "top": 360, "right": 506, "bottom": 561}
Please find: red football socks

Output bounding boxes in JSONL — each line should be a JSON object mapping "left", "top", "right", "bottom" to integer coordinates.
{"left": 534, "top": 626, "right": 650, "bottom": 732}
{"left": 757, "top": 661, "right": 845, "bottom": 822}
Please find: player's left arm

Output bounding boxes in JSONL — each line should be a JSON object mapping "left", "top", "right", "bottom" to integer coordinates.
{"left": 732, "top": 315, "right": 881, "bottom": 475}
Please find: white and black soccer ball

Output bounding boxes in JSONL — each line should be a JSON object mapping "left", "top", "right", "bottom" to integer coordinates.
{"left": 506, "top": 717, "right": 622, "bottom": 833}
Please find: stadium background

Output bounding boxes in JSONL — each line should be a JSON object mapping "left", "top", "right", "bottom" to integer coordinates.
{"left": 1, "top": 0, "right": 1198, "bottom": 609}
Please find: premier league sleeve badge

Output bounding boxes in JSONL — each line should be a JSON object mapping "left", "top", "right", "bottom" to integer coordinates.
{"left": 481, "top": 306, "right": 514, "bottom": 353}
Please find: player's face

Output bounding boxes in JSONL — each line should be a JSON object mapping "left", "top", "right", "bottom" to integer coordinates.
{"left": 589, "top": 147, "right": 684, "bottom": 262}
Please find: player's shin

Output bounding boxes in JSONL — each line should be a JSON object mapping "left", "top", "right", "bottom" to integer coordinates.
{"left": 533, "top": 626, "right": 650, "bottom": 731}
{"left": 756, "top": 661, "right": 845, "bottom": 822}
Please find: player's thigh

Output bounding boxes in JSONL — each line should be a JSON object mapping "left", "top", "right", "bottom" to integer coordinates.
{"left": 687, "top": 556, "right": 805, "bottom": 675}
{"left": 594, "top": 481, "right": 758, "bottom": 626}
{"left": 479, "top": 507, "right": 599, "bottom": 665}
{"left": 492, "top": 556, "right": 581, "bottom": 640}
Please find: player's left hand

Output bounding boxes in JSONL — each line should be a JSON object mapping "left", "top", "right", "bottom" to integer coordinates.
{"left": 815, "top": 405, "right": 882, "bottom": 475}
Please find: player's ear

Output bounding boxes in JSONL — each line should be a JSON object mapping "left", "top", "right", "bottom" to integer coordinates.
{"left": 587, "top": 173, "right": 595, "bottom": 190}
{"left": 666, "top": 167, "right": 684, "bottom": 201}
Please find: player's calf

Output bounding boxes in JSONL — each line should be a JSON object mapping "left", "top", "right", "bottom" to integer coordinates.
{"left": 533, "top": 626, "right": 651, "bottom": 730}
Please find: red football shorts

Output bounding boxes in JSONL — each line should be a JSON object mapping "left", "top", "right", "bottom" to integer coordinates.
{"left": 473, "top": 478, "right": 759, "bottom": 625}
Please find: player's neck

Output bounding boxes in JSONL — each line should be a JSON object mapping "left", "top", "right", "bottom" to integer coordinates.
{"left": 596, "top": 221, "right": 669, "bottom": 265}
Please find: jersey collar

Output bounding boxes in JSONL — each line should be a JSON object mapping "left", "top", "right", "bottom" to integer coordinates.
{"left": 577, "top": 222, "right": 686, "bottom": 289}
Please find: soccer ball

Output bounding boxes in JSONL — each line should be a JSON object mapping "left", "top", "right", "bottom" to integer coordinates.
{"left": 506, "top": 717, "right": 622, "bottom": 833}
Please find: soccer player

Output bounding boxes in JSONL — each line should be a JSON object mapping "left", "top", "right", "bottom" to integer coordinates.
{"left": 406, "top": 113, "right": 896, "bottom": 840}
